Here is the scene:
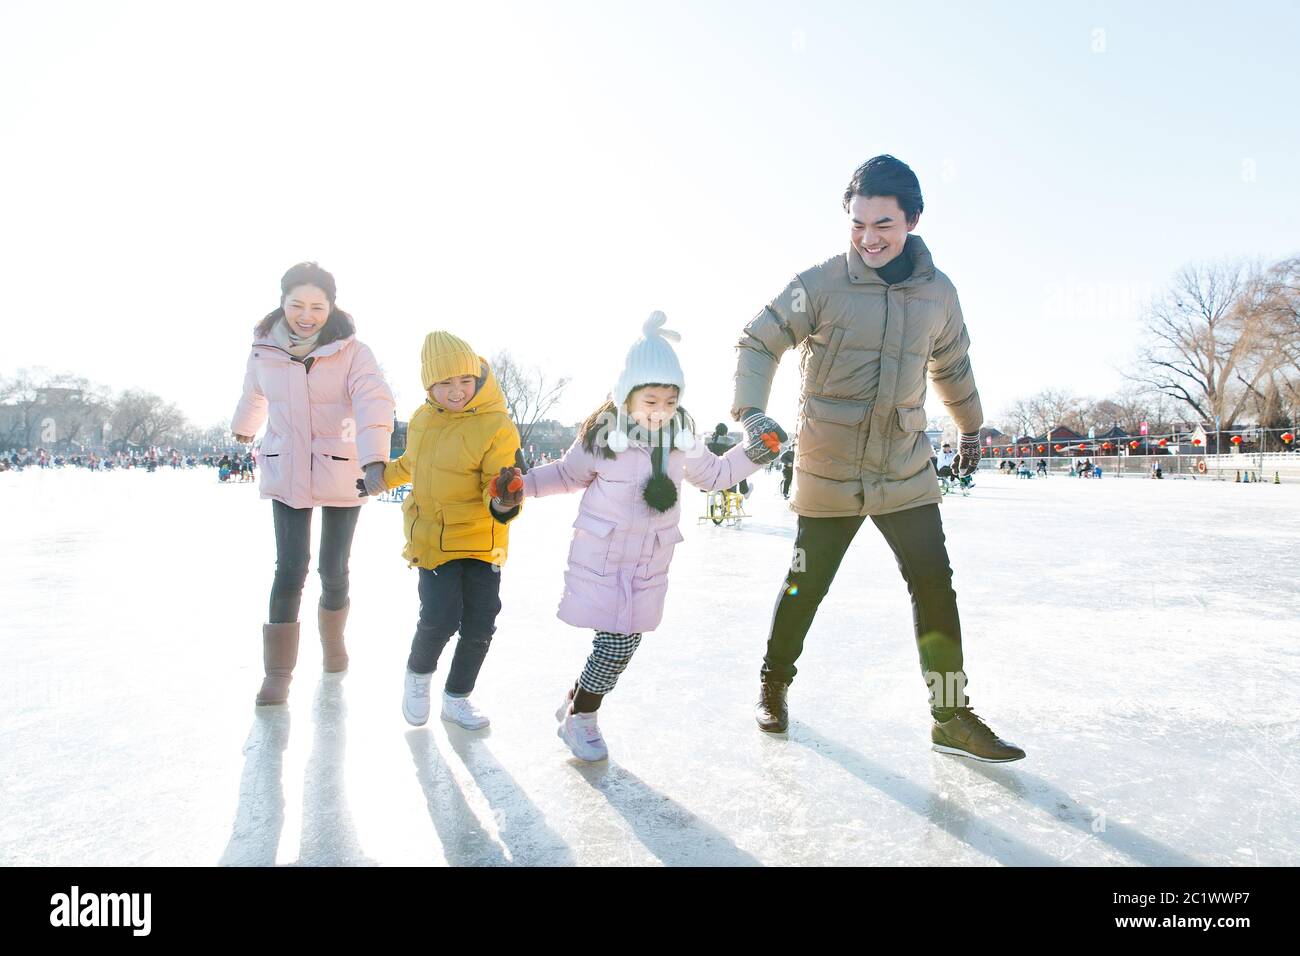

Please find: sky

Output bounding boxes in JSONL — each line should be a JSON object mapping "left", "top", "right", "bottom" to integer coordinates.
{"left": 2, "top": 0, "right": 1298, "bottom": 435}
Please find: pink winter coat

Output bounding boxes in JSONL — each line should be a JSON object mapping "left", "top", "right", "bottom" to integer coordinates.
{"left": 522, "top": 437, "right": 760, "bottom": 635}
{"left": 231, "top": 333, "right": 396, "bottom": 509}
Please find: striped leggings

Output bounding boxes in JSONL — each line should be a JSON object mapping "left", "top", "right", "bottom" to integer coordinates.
{"left": 578, "top": 631, "right": 643, "bottom": 695}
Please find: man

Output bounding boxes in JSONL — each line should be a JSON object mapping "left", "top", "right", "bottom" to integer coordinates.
{"left": 934, "top": 440, "right": 971, "bottom": 493}
{"left": 732, "top": 155, "right": 1023, "bottom": 762}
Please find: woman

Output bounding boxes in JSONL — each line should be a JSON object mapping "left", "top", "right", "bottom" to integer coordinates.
{"left": 232, "top": 261, "right": 395, "bottom": 705}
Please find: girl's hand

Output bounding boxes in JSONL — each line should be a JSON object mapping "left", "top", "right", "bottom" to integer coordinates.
{"left": 489, "top": 466, "right": 524, "bottom": 507}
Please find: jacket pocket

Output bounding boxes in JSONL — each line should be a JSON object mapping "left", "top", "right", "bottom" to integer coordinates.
{"left": 896, "top": 406, "right": 928, "bottom": 433}
{"left": 402, "top": 497, "right": 420, "bottom": 556}
{"left": 310, "top": 437, "right": 362, "bottom": 502}
{"left": 796, "top": 394, "right": 871, "bottom": 481}
{"left": 440, "top": 500, "right": 494, "bottom": 553}
{"left": 569, "top": 512, "right": 616, "bottom": 576}
{"left": 639, "top": 523, "right": 685, "bottom": 580}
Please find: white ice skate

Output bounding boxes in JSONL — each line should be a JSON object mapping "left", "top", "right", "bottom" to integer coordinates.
{"left": 441, "top": 692, "right": 490, "bottom": 730}
{"left": 558, "top": 708, "right": 609, "bottom": 762}
{"left": 402, "top": 668, "right": 433, "bottom": 726}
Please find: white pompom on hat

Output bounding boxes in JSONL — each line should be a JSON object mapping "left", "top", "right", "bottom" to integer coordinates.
{"left": 607, "top": 311, "right": 694, "bottom": 454}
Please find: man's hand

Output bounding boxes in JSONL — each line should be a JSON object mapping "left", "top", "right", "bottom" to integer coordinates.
{"left": 356, "top": 461, "right": 387, "bottom": 497}
{"left": 740, "top": 409, "right": 788, "bottom": 465}
{"left": 489, "top": 466, "right": 524, "bottom": 508}
{"left": 956, "top": 433, "right": 982, "bottom": 477}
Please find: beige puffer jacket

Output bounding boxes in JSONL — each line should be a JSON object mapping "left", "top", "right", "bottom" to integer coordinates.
{"left": 731, "top": 234, "right": 982, "bottom": 517}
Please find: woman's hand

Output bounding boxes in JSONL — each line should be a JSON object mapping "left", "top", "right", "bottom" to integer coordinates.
{"left": 234, "top": 434, "right": 253, "bottom": 444}
{"left": 356, "top": 461, "right": 387, "bottom": 497}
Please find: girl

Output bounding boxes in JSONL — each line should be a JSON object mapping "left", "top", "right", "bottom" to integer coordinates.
{"left": 232, "top": 261, "right": 396, "bottom": 706}
{"left": 517, "top": 313, "right": 783, "bottom": 761}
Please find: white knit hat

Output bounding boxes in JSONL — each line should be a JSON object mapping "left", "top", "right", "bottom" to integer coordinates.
{"left": 607, "top": 311, "right": 694, "bottom": 454}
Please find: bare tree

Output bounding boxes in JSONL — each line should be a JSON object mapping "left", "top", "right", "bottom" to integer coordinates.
{"left": 0, "top": 368, "right": 104, "bottom": 448}
{"left": 109, "top": 389, "right": 188, "bottom": 450}
{"left": 491, "top": 350, "right": 570, "bottom": 449}
{"left": 998, "top": 397, "right": 1039, "bottom": 439}
{"left": 1026, "top": 388, "right": 1082, "bottom": 435}
{"left": 1129, "top": 259, "right": 1272, "bottom": 428}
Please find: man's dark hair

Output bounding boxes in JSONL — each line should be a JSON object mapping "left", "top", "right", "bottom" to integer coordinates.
{"left": 842, "top": 154, "right": 924, "bottom": 224}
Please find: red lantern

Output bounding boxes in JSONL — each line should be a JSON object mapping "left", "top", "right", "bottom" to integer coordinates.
{"left": 1037, "top": 444, "right": 1045, "bottom": 453}
{"left": 1231, "top": 435, "right": 1243, "bottom": 445}
{"left": 1282, "top": 433, "right": 1294, "bottom": 444}
{"left": 1054, "top": 444, "right": 1063, "bottom": 452}
{"left": 1078, "top": 443, "right": 1086, "bottom": 451}
{"left": 1021, "top": 445, "right": 1030, "bottom": 453}
{"left": 1102, "top": 442, "right": 1112, "bottom": 450}
{"left": 1192, "top": 438, "right": 1202, "bottom": 446}
{"left": 1158, "top": 438, "right": 1168, "bottom": 447}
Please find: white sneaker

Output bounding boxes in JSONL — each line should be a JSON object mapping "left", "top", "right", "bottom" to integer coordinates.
{"left": 557, "top": 709, "right": 609, "bottom": 762}
{"left": 402, "top": 668, "right": 433, "bottom": 726}
{"left": 441, "top": 692, "right": 490, "bottom": 730}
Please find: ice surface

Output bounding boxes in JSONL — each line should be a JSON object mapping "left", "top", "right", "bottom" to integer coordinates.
{"left": 1, "top": 466, "right": 1297, "bottom": 866}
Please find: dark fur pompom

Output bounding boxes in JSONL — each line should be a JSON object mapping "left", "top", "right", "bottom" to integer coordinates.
{"left": 642, "top": 473, "right": 678, "bottom": 512}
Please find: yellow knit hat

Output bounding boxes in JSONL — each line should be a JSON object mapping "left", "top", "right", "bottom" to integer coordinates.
{"left": 420, "top": 331, "right": 481, "bottom": 390}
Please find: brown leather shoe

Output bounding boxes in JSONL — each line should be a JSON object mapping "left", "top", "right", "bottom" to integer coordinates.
{"left": 318, "top": 601, "right": 350, "bottom": 673}
{"left": 932, "top": 707, "right": 1025, "bottom": 762}
{"left": 256, "top": 622, "right": 300, "bottom": 705}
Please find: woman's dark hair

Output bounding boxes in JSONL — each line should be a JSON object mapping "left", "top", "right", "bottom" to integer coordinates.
{"left": 253, "top": 261, "right": 355, "bottom": 344}
{"left": 841, "top": 154, "right": 924, "bottom": 225}
{"left": 578, "top": 386, "right": 695, "bottom": 460}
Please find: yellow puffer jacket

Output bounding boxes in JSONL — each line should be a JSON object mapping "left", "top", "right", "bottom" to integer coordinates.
{"left": 383, "top": 360, "right": 522, "bottom": 570}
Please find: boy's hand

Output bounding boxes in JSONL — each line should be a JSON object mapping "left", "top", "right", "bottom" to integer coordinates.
{"left": 356, "top": 461, "right": 387, "bottom": 497}
{"left": 741, "top": 410, "right": 787, "bottom": 464}
{"left": 489, "top": 466, "right": 524, "bottom": 507}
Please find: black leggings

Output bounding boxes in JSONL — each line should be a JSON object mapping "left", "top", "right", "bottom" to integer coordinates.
{"left": 269, "top": 500, "right": 361, "bottom": 624}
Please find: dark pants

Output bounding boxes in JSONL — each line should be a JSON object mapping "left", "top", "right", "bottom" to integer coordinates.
{"left": 409, "top": 559, "right": 502, "bottom": 696}
{"left": 781, "top": 468, "right": 793, "bottom": 497}
{"left": 761, "top": 503, "right": 968, "bottom": 721}
{"left": 269, "top": 500, "right": 361, "bottom": 623}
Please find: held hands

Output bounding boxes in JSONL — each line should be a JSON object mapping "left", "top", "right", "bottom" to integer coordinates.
{"left": 355, "top": 461, "right": 387, "bottom": 497}
{"left": 956, "top": 432, "right": 982, "bottom": 476}
{"left": 740, "top": 409, "right": 788, "bottom": 465}
{"left": 488, "top": 466, "right": 524, "bottom": 509}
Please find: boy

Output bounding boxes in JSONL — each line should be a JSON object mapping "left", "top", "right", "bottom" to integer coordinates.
{"left": 361, "top": 331, "right": 524, "bottom": 729}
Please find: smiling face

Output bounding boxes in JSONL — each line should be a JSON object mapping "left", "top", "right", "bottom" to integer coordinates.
{"left": 283, "top": 284, "right": 331, "bottom": 337}
{"left": 429, "top": 374, "right": 478, "bottom": 411}
{"left": 848, "top": 194, "right": 918, "bottom": 270}
{"left": 626, "top": 384, "right": 679, "bottom": 432}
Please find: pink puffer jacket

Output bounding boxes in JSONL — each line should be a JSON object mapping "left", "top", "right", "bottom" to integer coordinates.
{"left": 522, "top": 437, "right": 759, "bottom": 635}
{"left": 231, "top": 333, "right": 396, "bottom": 509}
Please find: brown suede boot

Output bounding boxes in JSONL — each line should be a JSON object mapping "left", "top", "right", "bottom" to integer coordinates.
{"left": 256, "top": 622, "right": 300, "bottom": 705}
{"left": 318, "top": 601, "right": 350, "bottom": 673}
